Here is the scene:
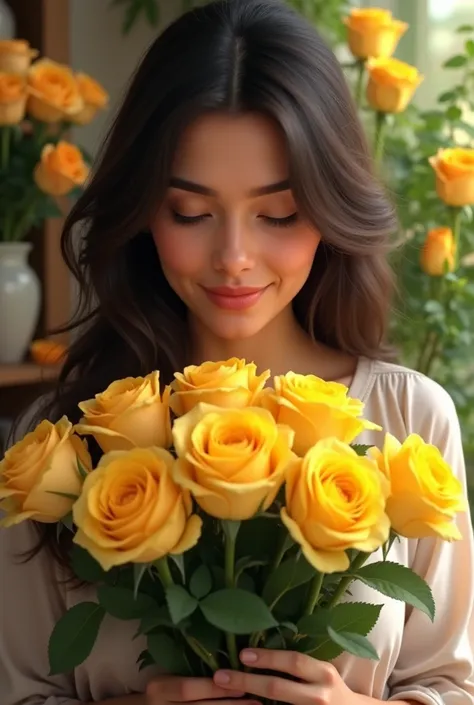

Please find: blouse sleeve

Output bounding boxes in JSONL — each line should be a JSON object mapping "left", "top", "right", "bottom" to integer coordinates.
{"left": 386, "top": 375, "right": 474, "bottom": 705}
{"left": 0, "top": 519, "right": 81, "bottom": 705}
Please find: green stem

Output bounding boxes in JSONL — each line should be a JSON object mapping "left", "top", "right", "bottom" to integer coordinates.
{"left": 451, "top": 206, "right": 463, "bottom": 270}
{"left": 1, "top": 126, "right": 10, "bottom": 171}
{"left": 223, "top": 522, "right": 240, "bottom": 671}
{"left": 355, "top": 60, "right": 365, "bottom": 109}
{"left": 270, "top": 531, "right": 291, "bottom": 573}
{"left": 9, "top": 192, "right": 41, "bottom": 242}
{"left": 155, "top": 557, "right": 220, "bottom": 673}
{"left": 303, "top": 571, "right": 324, "bottom": 616}
{"left": 374, "top": 111, "right": 387, "bottom": 165}
{"left": 326, "top": 552, "right": 369, "bottom": 609}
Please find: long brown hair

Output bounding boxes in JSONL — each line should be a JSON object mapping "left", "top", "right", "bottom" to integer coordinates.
{"left": 23, "top": 0, "right": 397, "bottom": 562}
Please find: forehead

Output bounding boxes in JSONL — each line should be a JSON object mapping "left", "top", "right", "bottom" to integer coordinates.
{"left": 171, "top": 112, "right": 290, "bottom": 189}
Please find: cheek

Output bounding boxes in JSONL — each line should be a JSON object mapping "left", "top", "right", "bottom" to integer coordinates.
{"left": 152, "top": 225, "right": 205, "bottom": 278}
{"left": 268, "top": 231, "right": 321, "bottom": 279}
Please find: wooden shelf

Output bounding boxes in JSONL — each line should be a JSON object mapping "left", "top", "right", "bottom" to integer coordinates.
{"left": 0, "top": 363, "right": 61, "bottom": 388}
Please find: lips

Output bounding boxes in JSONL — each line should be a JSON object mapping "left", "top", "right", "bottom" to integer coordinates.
{"left": 202, "top": 285, "right": 269, "bottom": 311}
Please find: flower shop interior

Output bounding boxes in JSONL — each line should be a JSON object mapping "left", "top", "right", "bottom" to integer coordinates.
{"left": 0, "top": 0, "right": 473, "bottom": 503}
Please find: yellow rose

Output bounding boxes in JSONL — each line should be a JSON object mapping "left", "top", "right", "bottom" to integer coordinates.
{"left": 420, "top": 227, "right": 456, "bottom": 276}
{"left": 170, "top": 358, "right": 270, "bottom": 416}
{"left": 75, "top": 371, "right": 172, "bottom": 453}
{"left": 0, "top": 417, "right": 91, "bottom": 527}
{"left": 34, "top": 141, "right": 89, "bottom": 197}
{"left": 69, "top": 72, "right": 109, "bottom": 125}
{"left": 343, "top": 8, "right": 408, "bottom": 60}
{"left": 27, "top": 59, "right": 83, "bottom": 123}
{"left": 370, "top": 433, "right": 467, "bottom": 540}
{"left": 0, "top": 40, "right": 38, "bottom": 74}
{"left": 366, "top": 57, "right": 423, "bottom": 114}
{"left": 73, "top": 447, "right": 202, "bottom": 571}
{"left": 172, "top": 404, "right": 294, "bottom": 520}
{"left": 281, "top": 438, "right": 390, "bottom": 573}
{"left": 0, "top": 72, "right": 27, "bottom": 125}
{"left": 429, "top": 148, "right": 474, "bottom": 207}
{"left": 259, "top": 372, "right": 380, "bottom": 456}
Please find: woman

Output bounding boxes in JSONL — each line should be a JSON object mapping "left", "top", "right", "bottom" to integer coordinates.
{"left": 1, "top": 0, "right": 473, "bottom": 703}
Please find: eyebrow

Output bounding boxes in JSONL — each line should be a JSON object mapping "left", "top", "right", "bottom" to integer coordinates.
{"left": 169, "top": 177, "right": 291, "bottom": 197}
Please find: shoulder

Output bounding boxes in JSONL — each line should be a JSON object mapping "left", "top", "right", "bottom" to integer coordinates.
{"left": 361, "top": 358, "right": 461, "bottom": 448}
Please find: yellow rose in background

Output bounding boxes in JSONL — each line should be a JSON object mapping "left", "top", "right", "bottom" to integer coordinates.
{"left": 75, "top": 371, "right": 172, "bottom": 453}
{"left": 420, "top": 227, "right": 455, "bottom": 276}
{"left": 343, "top": 8, "right": 408, "bottom": 60}
{"left": 172, "top": 404, "right": 294, "bottom": 520}
{"left": 27, "top": 58, "right": 83, "bottom": 122}
{"left": 0, "top": 73, "right": 27, "bottom": 125}
{"left": 73, "top": 447, "right": 202, "bottom": 571}
{"left": 429, "top": 148, "right": 474, "bottom": 207}
{"left": 281, "top": 438, "right": 390, "bottom": 573}
{"left": 70, "top": 72, "right": 109, "bottom": 125}
{"left": 370, "top": 433, "right": 467, "bottom": 540}
{"left": 34, "top": 141, "right": 89, "bottom": 196}
{"left": 366, "top": 58, "right": 423, "bottom": 113}
{"left": 259, "top": 372, "right": 380, "bottom": 456}
{"left": 170, "top": 357, "right": 269, "bottom": 416}
{"left": 0, "top": 40, "right": 38, "bottom": 74}
{"left": 0, "top": 417, "right": 91, "bottom": 527}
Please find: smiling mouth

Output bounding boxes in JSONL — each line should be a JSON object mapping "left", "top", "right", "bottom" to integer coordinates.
{"left": 201, "top": 285, "right": 270, "bottom": 310}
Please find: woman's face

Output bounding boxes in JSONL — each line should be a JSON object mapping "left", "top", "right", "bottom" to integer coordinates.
{"left": 152, "top": 112, "right": 321, "bottom": 341}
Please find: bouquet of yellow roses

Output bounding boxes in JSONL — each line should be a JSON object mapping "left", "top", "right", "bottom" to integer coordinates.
{"left": 0, "top": 359, "right": 466, "bottom": 677}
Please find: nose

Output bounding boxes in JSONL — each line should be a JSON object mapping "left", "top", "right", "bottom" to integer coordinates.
{"left": 212, "top": 217, "right": 255, "bottom": 277}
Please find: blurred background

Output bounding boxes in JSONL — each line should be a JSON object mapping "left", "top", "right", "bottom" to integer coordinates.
{"left": 0, "top": 0, "right": 473, "bottom": 493}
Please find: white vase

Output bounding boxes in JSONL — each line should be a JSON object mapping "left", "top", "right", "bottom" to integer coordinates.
{"left": 0, "top": 242, "right": 41, "bottom": 364}
{"left": 0, "top": 0, "right": 15, "bottom": 39}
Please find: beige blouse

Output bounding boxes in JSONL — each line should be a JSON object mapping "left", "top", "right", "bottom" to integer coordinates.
{"left": 1, "top": 358, "right": 474, "bottom": 705}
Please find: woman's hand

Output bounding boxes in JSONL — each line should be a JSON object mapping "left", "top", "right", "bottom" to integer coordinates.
{"left": 212, "top": 649, "right": 365, "bottom": 705}
{"left": 146, "top": 675, "right": 259, "bottom": 705}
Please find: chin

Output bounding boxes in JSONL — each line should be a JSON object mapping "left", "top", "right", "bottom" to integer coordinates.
{"left": 205, "top": 317, "right": 268, "bottom": 342}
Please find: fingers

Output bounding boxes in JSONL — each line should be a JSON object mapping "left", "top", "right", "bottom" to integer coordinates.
{"left": 147, "top": 676, "right": 246, "bottom": 702}
{"left": 214, "top": 669, "right": 315, "bottom": 705}
{"left": 239, "top": 648, "right": 337, "bottom": 684}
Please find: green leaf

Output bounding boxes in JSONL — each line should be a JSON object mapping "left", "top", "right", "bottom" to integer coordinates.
{"left": 77, "top": 457, "right": 88, "bottom": 480}
{"left": 443, "top": 55, "right": 468, "bottom": 68}
{"left": 60, "top": 512, "right": 74, "bottom": 533}
{"left": 147, "top": 632, "right": 190, "bottom": 675}
{"left": 457, "top": 24, "right": 474, "bottom": 33}
{"left": 144, "top": 0, "right": 159, "bottom": 25}
{"left": 351, "top": 444, "right": 373, "bottom": 456}
{"left": 353, "top": 562, "right": 435, "bottom": 621}
{"left": 466, "top": 39, "right": 474, "bottom": 57}
{"left": 166, "top": 585, "right": 199, "bottom": 625}
{"left": 169, "top": 554, "right": 186, "bottom": 582}
{"left": 70, "top": 545, "right": 106, "bottom": 584}
{"left": 446, "top": 105, "right": 462, "bottom": 121}
{"left": 262, "top": 553, "right": 315, "bottom": 606}
{"left": 235, "top": 557, "right": 267, "bottom": 580}
{"left": 137, "top": 606, "right": 172, "bottom": 636}
{"left": 200, "top": 589, "right": 278, "bottom": 634}
{"left": 48, "top": 602, "right": 105, "bottom": 675}
{"left": 190, "top": 564, "right": 213, "bottom": 599}
{"left": 297, "top": 602, "right": 382, "bottom": 661}
{"left": 327, "top": 627, "right": 379, "bottom": 660}
{"left": 133, "top": 563, "right": 148, "bottom": 599}
{"left": 438, "top": 90, "right": 457, "bottom": 103}
{"left": 98, "top": 585, "right": 157, "bottom": 620}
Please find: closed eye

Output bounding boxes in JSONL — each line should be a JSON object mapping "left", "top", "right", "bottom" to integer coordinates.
{"left": 172, "top": 211, "right": 211, "bottom": 225}
{"left": 261, "top": 213, "right": 299, "bottom": 228}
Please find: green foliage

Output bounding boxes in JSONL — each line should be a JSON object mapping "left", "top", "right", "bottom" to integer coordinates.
{"left": 112, "top": 0, "right": 354, "bottom": 48}
{"left": 0, "top": 120, "right": 88, "bottom": 242}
